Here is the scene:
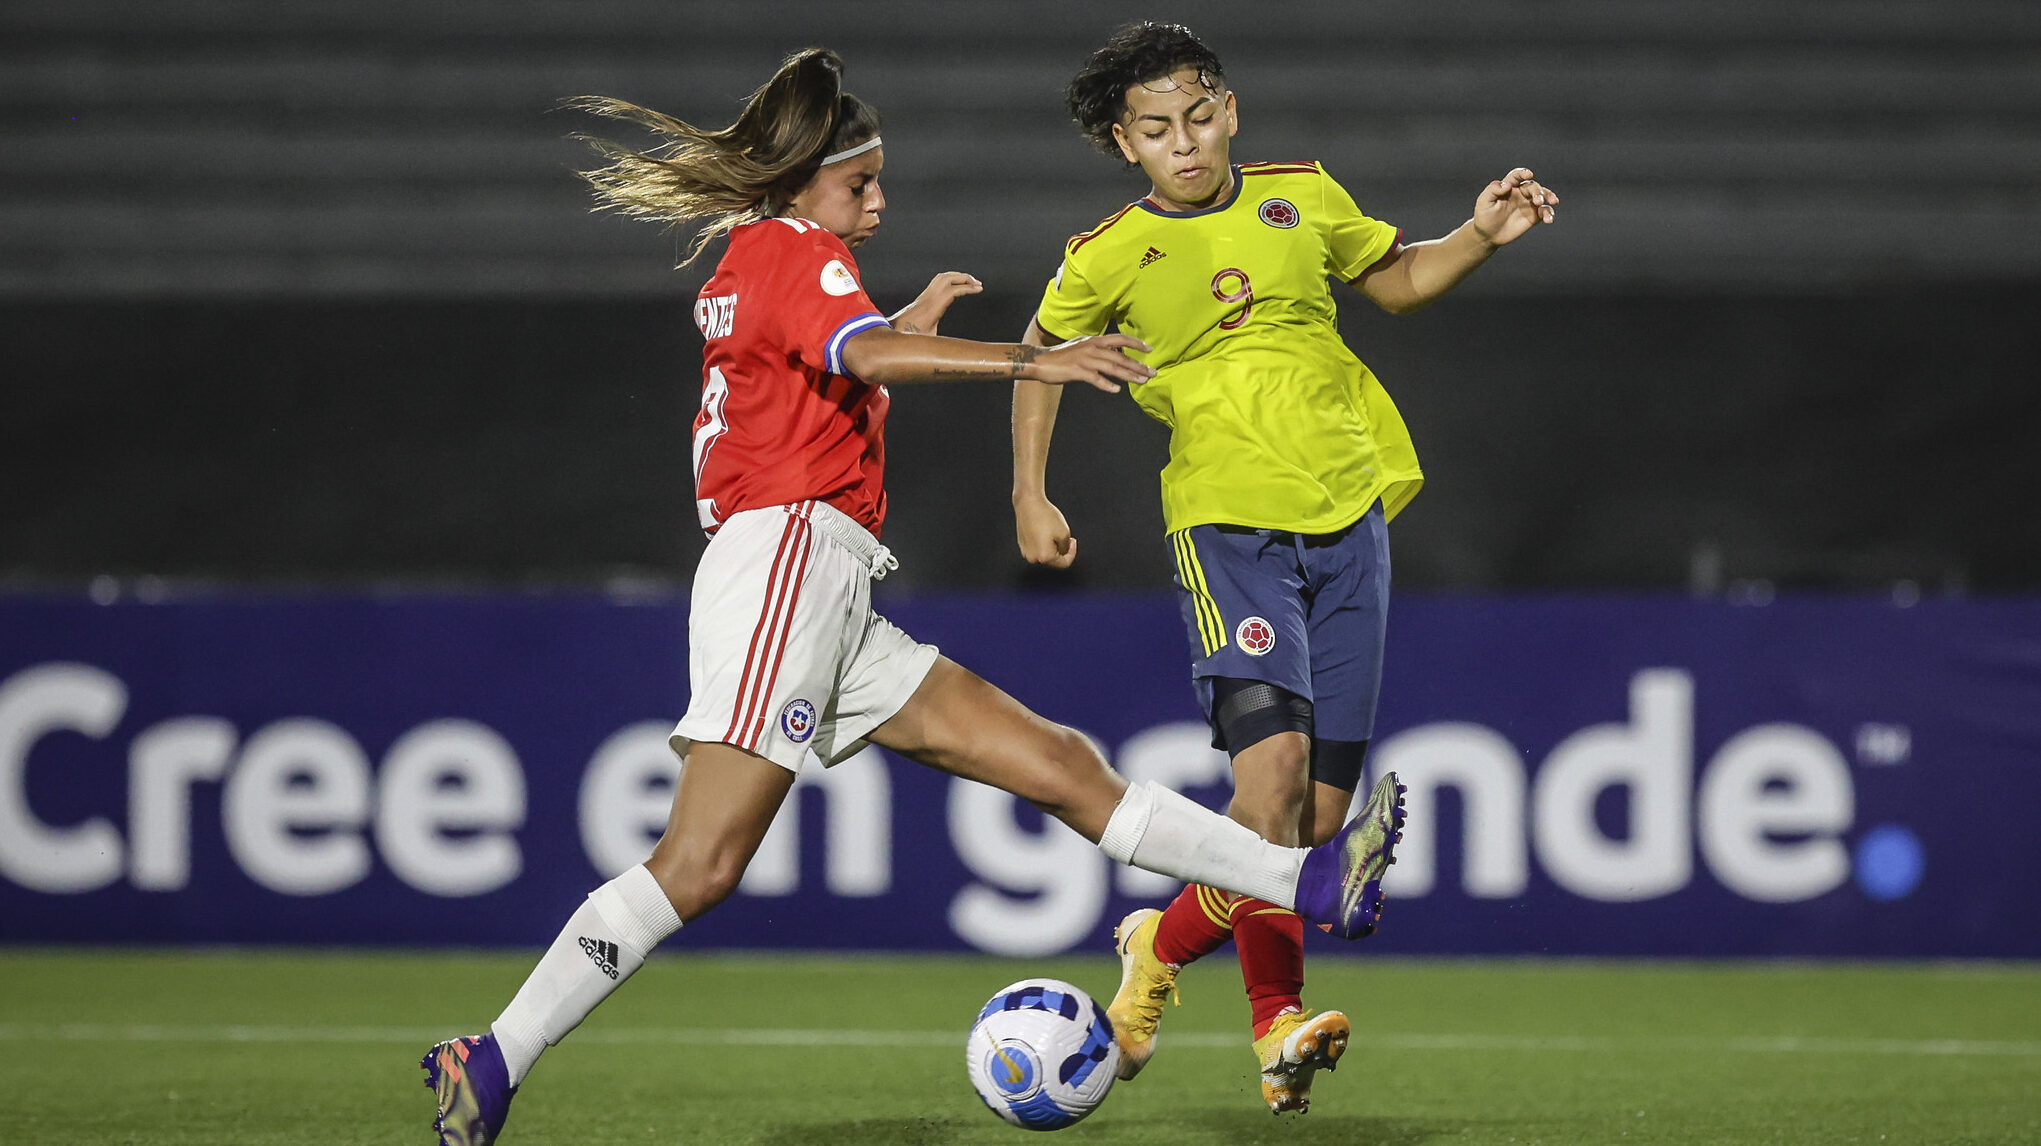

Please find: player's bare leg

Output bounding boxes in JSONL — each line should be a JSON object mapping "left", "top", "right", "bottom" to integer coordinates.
{"left": 868, "top": 656, "right": 1130, "bottom": 837}
{"left": 871, "top": 655, "right": 1305, "bottom": 889}
{"left": 1227, "top": 732, "right": 1311, "bottom": 847}
{"left": 643, "top": 741, "right": 797, "bottom": 921}
{"left": 1300, "top": 778, "right": 1355, "bottom": 849}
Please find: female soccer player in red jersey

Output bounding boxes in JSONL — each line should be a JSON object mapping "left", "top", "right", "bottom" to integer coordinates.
{"left": 420, "top": 48, "right": 1406, "bottom": 1145}
{"left": 1012, "top": 23, "right": 1557, "bottom": 1115}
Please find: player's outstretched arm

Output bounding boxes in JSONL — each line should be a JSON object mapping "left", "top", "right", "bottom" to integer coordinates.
{"left": 1013, "top": 316, "right": 1078, "bottom": 569}
{"left": 1356, "top": 167, "right": 1559, "bottom": 315}
{"left": 889, "top": 271, "right": 983, "bottom": 337}
{"left": 839, "top": 325, "right": 1153, "bottom": 391}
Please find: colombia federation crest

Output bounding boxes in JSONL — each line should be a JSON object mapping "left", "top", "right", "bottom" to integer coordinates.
{"left": 1258, "top": 198, "right": 1299, "bottom": 228}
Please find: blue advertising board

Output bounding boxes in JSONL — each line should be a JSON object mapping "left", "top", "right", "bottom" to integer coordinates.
{"left": 1, "top": 591, "right": 2036, "bottom": 957}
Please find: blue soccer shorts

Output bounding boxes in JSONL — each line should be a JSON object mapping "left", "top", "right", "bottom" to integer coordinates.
{"left": 1168, "top": 502, "right": 1390, "bottom": 772}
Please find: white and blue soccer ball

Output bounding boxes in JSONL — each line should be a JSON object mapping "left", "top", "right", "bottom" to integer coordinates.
{"left": 965, "top": 978, "right": 1119, "bottom": 1130}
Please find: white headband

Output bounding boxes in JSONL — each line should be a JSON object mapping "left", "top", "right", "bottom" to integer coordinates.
{"left": 820, "top": 136, "right": 882, "bottom": 166}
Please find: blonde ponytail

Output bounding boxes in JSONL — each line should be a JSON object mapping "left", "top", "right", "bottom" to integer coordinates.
{"left": 572, "top": 48, "right": 882, "bottom": 265}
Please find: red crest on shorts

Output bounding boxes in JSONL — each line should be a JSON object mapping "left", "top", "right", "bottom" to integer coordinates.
{"left": 1236, "top": 617, "right": 1276, "bottom": 656}
{"left": 1258, "top": 198, "right": 1299, "bottom": 229}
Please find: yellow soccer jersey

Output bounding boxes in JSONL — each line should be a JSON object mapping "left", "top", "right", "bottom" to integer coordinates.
{"left": 1035, "top": 161, "right": 1423, "bottom": 536}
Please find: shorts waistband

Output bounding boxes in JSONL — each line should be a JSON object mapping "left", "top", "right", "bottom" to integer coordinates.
{"left": 789, "top": 501, "right": 897, "bottom": 580}
{"left": 1205, "top": 500, "right": 1384, "bottom": 546}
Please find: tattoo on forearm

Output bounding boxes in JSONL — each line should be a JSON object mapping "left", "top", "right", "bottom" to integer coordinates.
{"left": 894, "top": 321, "right": 922, "bottom": 335}
{"left": 928, "top": 345, "right": 1042, "bottom": 382}
{"left": 1006, "top": 344, "right": 1040, "bottom": 376}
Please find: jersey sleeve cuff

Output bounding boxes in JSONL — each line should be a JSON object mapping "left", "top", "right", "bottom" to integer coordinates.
{"left": 1348, "top": 228, "right": 1405, "bottom": 284}
{"left": 1035, "top": 320, "right": 1080, "bottom": 345}
{"left": 825, "top": 312, "right": 891, "bottom": 376}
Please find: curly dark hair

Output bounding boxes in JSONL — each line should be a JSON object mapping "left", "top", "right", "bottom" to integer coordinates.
{"left": 1066, "top": 22, "right": 1226, "bottom": 161}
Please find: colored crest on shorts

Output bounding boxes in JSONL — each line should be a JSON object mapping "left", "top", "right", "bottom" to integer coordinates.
{"left": 1258, "top": 198, "right": 1299, "bottom": 229}
{"left": 780, "top": 698, "right": 817, "bottom": 742}
{"left": 1236, "top": 616, "right": 1277, "bottom": 656}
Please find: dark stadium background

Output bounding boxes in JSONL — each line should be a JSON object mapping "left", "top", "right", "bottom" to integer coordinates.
{"left": 7, "top": 0, "right": 2038, "bottom": 597}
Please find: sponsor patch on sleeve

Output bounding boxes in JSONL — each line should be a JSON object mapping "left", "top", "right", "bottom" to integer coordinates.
{"left": 820, "top": 259, "right": 860, "bottom": 297}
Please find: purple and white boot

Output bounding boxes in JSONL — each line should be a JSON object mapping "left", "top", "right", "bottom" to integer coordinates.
{"left": 422, "top": 1033, "right": 517, "bottom": 1145}
{"left": 1295, "top": 771, "right": 1406, "bottom": 939}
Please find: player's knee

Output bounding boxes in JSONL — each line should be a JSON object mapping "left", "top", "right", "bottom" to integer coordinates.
{"left": 1232, "top": 731, "right": 1311, "bottom": 792}
{"left": 1224, "top": 731, "right": 1311, "bottom": 842}
{"left": 1263, "top": 733, "right": 1312, "bottom": 776}
{"left": 696, "top": 850, "right": 750, "bottom": 911}
{"left": 646, "top": 836, "right": 750, "bottom": 921}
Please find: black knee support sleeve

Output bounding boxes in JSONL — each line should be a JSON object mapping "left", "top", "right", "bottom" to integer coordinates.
{"left": 1209, "top": 676, "right": 1313, "bottom": 756}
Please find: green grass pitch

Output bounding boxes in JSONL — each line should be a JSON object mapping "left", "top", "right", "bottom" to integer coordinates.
{"left": 1, "top": 948, "right": 2036, "bottom": 1144}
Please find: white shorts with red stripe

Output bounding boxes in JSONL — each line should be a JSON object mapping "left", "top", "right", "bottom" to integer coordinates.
{"left": 669, "top": 499, "right": 939, "bottom": 773}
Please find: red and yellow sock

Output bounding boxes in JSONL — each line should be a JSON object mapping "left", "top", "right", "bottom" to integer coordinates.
{"left": 1149, "top": 885, "right": 1308, "bottom": 1038}
{"left": 1230, "top": 897, "right": 1305, "bottom": 1040}
{"left": 1151, "top": 883, "right": 1237, "bottom": 967}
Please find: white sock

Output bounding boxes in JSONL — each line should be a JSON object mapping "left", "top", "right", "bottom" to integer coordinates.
{"left": 1097, "top": 780, "right": 1304, "bottom": 908}
{"left": 490, "top": 864, "right": 681, "bottom": 1087}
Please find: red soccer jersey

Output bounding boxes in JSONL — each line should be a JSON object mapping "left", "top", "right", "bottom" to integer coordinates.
{"left": 689, "top": 216, "right": 894, "bottom": 535}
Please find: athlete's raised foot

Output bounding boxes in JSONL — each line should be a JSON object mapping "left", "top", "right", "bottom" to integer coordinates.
{"left": 1294, "top": 771, "right": 1407, "bottom": 940}
{"left": 421, "top": 1033, "right": 517, "bottom": 1146}
{"left": 1255, "top": 1007, "right": 1351, "bottom": 1114}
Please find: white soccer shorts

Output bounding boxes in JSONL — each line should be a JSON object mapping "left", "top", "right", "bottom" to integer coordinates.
{"left": 671, "top": 499, "right": 939, "bottom": 772}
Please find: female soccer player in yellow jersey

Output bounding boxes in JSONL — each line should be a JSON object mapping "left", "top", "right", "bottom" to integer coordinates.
{"left": 1012, "top": 22, "right": 1559, "bottom": 1114}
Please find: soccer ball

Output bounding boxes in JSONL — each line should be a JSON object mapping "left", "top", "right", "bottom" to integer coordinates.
{"left": 965, "top": 978, "right": 1119, "bottom": 1130}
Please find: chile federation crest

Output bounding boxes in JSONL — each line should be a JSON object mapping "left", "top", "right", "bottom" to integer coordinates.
{"left": 780, "top": 698, "right": 817, "bottom": 743}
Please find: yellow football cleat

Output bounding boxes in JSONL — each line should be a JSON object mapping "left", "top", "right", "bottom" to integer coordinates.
{"left": 1253, "top": 1007, "right": 1350, "bottom": 1114}
{"left": 1104, "top": 907, "right": 1181, "bottom": 1080}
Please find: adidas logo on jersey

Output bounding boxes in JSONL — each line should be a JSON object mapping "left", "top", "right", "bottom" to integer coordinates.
{"left": 578, "top": 936, "right": 621, "bottom": 980}
{"left": 1139, "top": 246, "right": 1167, "bottom": 268}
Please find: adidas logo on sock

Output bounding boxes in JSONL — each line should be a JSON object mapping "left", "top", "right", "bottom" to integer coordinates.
{"left": 578, "top": 936, "right": 620, "bottom": 980}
